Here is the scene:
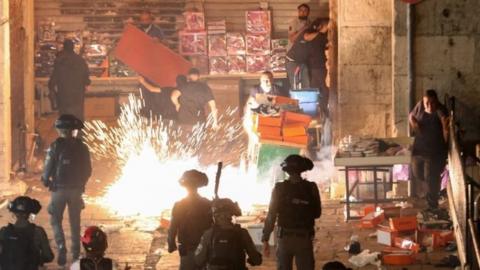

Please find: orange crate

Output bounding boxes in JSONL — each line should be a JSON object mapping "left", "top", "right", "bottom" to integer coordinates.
{"left": 258, "top": 125, "right": 282, "bottom": 137}
{"left": 275, "top": 96, "right": 299, "bottom": 106}
{"left": 282, "top": 111, "right": 311, "bottom": 126}
{"left": 282, "top": 124, "right": 306, "bottom": 137}
{"left": 283, "top": 135, "right": 308, "bottom": 145}
{"left": 360, "top": 211, "right": 385, "bottom": 228}
{"left": 393, "top": 237, "right": 420, "bottom": 253}
{"left": 382, "top": 253, "right": 416, "bottom": 265}
{"left": 389, "top": 216, "right": 417, "bottom": 232}
{"left": 259, "top": 134, "right": 283, "bottom": 142}
{"left": 257, "top": 115, "right": 282, "bottom": 127}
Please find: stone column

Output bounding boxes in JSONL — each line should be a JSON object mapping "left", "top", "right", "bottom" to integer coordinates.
{"left": 337, "top": 0, "right": 393, "bottom": 138}
{"left": 0, "top": 0, "right": 13, "bottom": 193}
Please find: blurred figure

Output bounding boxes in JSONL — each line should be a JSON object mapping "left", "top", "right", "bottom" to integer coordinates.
{"left": 262, "top": 155, "right": 321, "bottom": 270}
{"left": 41, "top": 114, "right": 92, "bottom": 266}
{"left": 48, "top": 39, "right": 90, "bottom": 120}
{"left": 168, "top": 170, "right": 212, "bottom": 270}
{"left": 409, "top": 89, "right": 449, "bottom": 209}
{"left": 195, "top": 198, "right": 262, "bottom": 269}
{"left": 322, "top": 261, "right": 352, "bottom": 270}
{"left": 0, "top": 196, "right": 54, "bottom": 269}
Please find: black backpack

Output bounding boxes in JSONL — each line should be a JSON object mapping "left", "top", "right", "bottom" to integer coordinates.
{"left": 80, "top": 257, "right": 113, "bottom": 270}
{"left": 53, "top": 138, "right": 89, "bottom": 188}
{"left": 277, "top": 180, "right": 317, "bottom": 229}
{"left": 208, "top": 225, "right": 246, "bottom": 270}
{"left": 0, "top": 223, "right": 39, "bottom": 270}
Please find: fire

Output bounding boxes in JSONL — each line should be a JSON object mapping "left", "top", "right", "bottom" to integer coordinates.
{"left": 84, "top": 94, "right": 272, "bottom": 217}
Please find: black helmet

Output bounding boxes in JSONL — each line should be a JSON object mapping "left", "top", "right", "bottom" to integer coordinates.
{"left": 8, "top": 196, "right": 42, "bottom": 215}
{"left": 55, "top": 114, "right": 84, "bottom": 129}
{"left": 281, "top": 154, "right": 314, "bottom": 173}
{"left": 179, "top": 170, "right": 208, "bottom": 188}
{"left": 212, "top": 198, "right": 242, "bottom": 217}
{"left": 81, "top": 226, "right": 108, "bottom": 253}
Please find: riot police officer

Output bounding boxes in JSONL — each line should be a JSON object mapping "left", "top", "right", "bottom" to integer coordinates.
{"left": 41, "top": 114, "right": 92, "bottom": 266}
{"left": 0, "top": 196, "right": 54, "bottom": 269}
{"left": 168, "top": 170, "right": 212, "bottom": 270}
{"left": 194, "top": 198, "right": 262, "bottom": 270}
{"left": 262, "top": 154, "right": 321, "bottom": 270}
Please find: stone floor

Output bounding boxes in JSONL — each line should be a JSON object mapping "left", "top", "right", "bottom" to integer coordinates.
{"left": 0, "top": 114, "right": 458, "bottom": 269}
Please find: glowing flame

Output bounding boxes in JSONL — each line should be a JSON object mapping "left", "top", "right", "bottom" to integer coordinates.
{"left": 85, "top": 94, "right": 272, "bottom": 217}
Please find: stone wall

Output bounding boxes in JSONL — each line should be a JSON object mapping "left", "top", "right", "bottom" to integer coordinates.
{"left": 393, "top": 0, "right": 480, "bottom": 140}
{"left": 337, "top": 0, "right": 393, "bottom": 139}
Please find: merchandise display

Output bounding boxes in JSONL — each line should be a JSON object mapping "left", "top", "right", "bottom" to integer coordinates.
{"left": 246, "top": 34, "right": 270, "bottom": 56}
{"left": 227, "top": 55, "right": 246, "bottom": 74}
{"left": 245, "top": 10, "right": 271, "bottom": 34}
{"left": 208, "top": 34, "right": 227, "bottom": 57}
{"left": 179, "top": 31, "right": 207, "bottom": 55}
{"left": 226, "top": 33, "right": 246, "bottom": 55}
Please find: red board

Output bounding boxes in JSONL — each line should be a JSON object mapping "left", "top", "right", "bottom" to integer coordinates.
{"left": 114, "top": 24, "right": 192, "bottom": 87}
{"left": 400, "top": 0, "right": 422, "bottom": 4}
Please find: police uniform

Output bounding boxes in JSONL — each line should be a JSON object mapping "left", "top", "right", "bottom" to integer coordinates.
{"left": 262, "top": 179, "right": 321, "bottom": 270}
{"left": 42, "top": 115, "right": 91, "bottom": 264}
{"left": 194, "top": 198, "right": 262, "bottom": 270}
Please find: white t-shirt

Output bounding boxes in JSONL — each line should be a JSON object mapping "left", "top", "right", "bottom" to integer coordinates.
{"left": 70, "top": 259, "right": 118, "bottom": 270}
{"left": 287, "top": 17, "right": 311, "bottom": 51}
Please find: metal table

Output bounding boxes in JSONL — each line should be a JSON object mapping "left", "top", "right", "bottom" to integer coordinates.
{"left": 334, "top": 154, "right": 412, "bottom": 220}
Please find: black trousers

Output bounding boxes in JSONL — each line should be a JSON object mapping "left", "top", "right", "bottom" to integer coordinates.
{"left": 411, "top": 155, "right": 446, "bottom": 208}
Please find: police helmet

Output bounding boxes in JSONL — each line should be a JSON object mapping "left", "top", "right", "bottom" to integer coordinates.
{"left": 81, "top": 226, "right": 108, "bottom": 253}
{"left": 281, "top": 154, "right": 314, "bottom": 173}
{"left": 212, "top": 198, "right": 242, "bottom": 217}
{"left": 8, "top": 196, "right": 42, "bottom": 215}
{"left": 55, "top": 114, "right": 84, "bottom": 130}
{"left": 179, "top": 170, "right": 209, "bottom": 188}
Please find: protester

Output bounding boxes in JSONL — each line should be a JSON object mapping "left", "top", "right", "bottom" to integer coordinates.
{"left": 409, "top": 89, "right": 449, "bottom": 209}
{"left": 0, "top": 196, "right": 54, "bottom": 269}
{"left": 41, "top": 114, "right": 92, "bottom": 266}
{"left": 262, "top": 155, "right": 321, "bottom": 270}
{"left": 195, "top": 198, "right": 262, "bottom": 269}
{"left": 286, "top": 3, "right": 311, "bottom": 89}
{"left": 171, "top": 68, "right": 218, "bottom": 130}
{"left": 168, "top": 170, "right": 212, "bottom": 270}
{"left": 48, "top": 39, "right": 90, "bottom": 120}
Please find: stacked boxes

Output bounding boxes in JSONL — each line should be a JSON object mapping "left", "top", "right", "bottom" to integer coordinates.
{"left": 255, "top": 111, "right": 311, "bottom": 146}
{"left": 245, "top": 10, "right": 271, "bottom": 73}
{"left": 227, "top": 33, "right": 246, "bottom": 73}
{"left": 208, "top": 34, "right": 228, "bottom": 74}
{"left": 179, "top": 12, "right": 207, "bottom": 56}
{"left": 270, "top": 39, "right": 288, "bottom": 72}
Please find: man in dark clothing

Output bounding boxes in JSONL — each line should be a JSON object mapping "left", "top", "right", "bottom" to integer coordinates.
{"left": 168, "top": 170, "right": 212, "bottom": 270}
{"left": 138, "top": 11, "right": 165, "bottom": 41}
{"left": 195, "top": 198, "right": 262, "bottom": 270}
{"left": 409, "top": 89, "right": 449, "bottom": 209}
{"left": 48, "top": 39, "right": 90, "bottom": 121}
{"left": 0, "top": 196, "right": 54, "bottom": 270}
{"left": 41, "top": 114, "right": 92, "bottom": 266}
{"left": 262, "top": 155, "right": 321, "bottom": 270}
{"left": 171, "top": 68, "right": 218, "bottom": 129}
{"left": 304, "top": 18, "right": 329, "bottom": 110}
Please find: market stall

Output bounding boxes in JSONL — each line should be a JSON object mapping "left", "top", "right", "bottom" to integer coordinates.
{"left": 334, "top": 137, "right": 413, "bottom": 220}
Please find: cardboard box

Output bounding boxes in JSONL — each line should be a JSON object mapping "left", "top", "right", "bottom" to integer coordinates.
{"left": 283, "top": 111, "right": 311, "bottom": 126}
{"left": 283, "top": 135, "right": 308, "bottom": 145}
{"left": 382, "top": 249, "right": 416, "bottom": 265}
{"left": 85, "top": 97, "right": 116, "bottom": 118}
{"left": 360, "top": 210, "right": 385, "bottom": 228}
{"left": 258, "top": 125, "right": 281, "bottom": 137}
{"left": 257, "top": 115, "right": 282, "bottom": 127}
{"left": 377, "top": 225, "right": 398, "bottom": 246}
{"left": 418, "top": 229, "right": 454, "bottom": 249}
{"left": 282, "top": 124, "right": 306, "bottom": 137}
{"left": 394, "top": 236, "right": 420, "bottom": 253}
{"left": 389, "top": 216, "right": 417, "bottom": 232}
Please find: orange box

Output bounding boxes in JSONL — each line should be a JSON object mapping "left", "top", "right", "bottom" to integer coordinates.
{"left": 282, "top": 111, "right": 311, "bottom": 126}
{"left": 283, "top": 135, "right": 308, "bottom": 145}
{"left": 360, "top": 210, "right": 385, "bottom": 228}
{"left": 364, "top": 205, "right": 375, "bottom": 216}
{"left": 382, "top": 252, "right": 416, "bottom": 265}
{"left": 377, "top": 225, "right": 398, "bottom": 246}
{"left": 381, "top": 206, "right": 402, "bottom": 218}
{"left": 257, "top": 115, "right": 282, "bottom": 127}
{"left": 160, "top": 217, "right": 170, "bottom": 229}
{"left": 260, "top": 134, "right": 283, "bottom": 142}
{"left": 275, "top": 96, "right": 299, "bottom": 106}
{"left": 389, "top": 216, "right": 417, "bottom": 232}
{"left": 258, "top": 125, "right": 282, "bottom": 137}
{"left": 418, "top": 229, "right": 454, "bottom": 248}
{"left": 282, "top": 124, "right": 306, "bottom": 137}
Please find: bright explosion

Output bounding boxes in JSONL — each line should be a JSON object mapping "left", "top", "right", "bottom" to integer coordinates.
{"left": 83, "top": 95, "right": 272, "bottom": 217}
